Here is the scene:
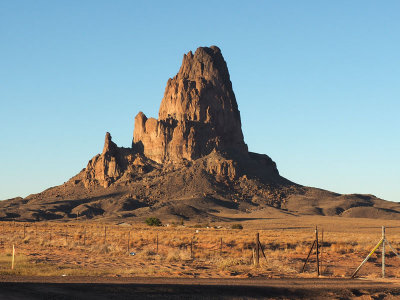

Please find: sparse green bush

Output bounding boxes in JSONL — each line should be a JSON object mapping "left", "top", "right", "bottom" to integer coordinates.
{"left": 191, "top": 223, "right": 209, "bottom": 228}
{"left": 145, "top": 217, "right": 162, "bottom": 227}
{"left": 231, "top": 224, "right": 243, "bottom": 230}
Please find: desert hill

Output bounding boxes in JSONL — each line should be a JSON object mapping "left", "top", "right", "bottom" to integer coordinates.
{"left": 1, "top": 46, "right": 399, "bottom": 222}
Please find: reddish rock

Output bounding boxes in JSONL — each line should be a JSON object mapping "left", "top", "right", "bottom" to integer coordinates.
{"left": 84, "top": 132, "right": 123, "bottom": 188}
{"left": 133, "top": 46, "right": 248, "bottom": 163}
{"left": 68, "top": 46, "right": 280, "bottom": 188}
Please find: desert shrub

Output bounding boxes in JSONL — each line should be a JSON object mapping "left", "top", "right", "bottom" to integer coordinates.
{"left": 215, "top": 257, "right": 248, "bottom": 270}
{"left": 145, "top": 217, "right": 162, "bottom": 227}
{"left": 142, "top": 249, "right": 156, "bottom": 256}
{"left": 165, "top": 249, "right": 190, "bottom": 262}
{"left": 97, "top": 244, "right": 111, "bottom": 254}
{"left": 192, "top": 224, "right": 209, "bottom": 228}
{"left": 231, "top": 224, "right": 243, "bottom": 230}
{"left": 73, "top": 233, "right": 82, "bottom": 241}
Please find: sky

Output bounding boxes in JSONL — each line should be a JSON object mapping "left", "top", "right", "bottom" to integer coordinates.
{"left": 0, "top": 1, "right": 399, "bottom": 202}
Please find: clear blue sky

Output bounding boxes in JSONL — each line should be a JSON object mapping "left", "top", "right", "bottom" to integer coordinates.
{"left": 1, "top": 1, "right": 399, "bottom": 202}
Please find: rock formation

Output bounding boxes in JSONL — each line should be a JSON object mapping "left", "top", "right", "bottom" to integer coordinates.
{"left": 1, "top": 46, "right": 398, "bottom": 222}
{"left": 82, "top": 132, "right": 155, "bottom": 188}
{"left": 133, "top": 46, "right": 248, "bottom": 163}
{"left": 79, "top": 45, "right": 278, "bottom": 188}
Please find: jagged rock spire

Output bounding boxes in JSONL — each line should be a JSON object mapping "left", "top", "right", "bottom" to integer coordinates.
{"left": 133, "top": 46, "right": 247, "bottom": 163}
{"left": 102, "top": 132, "right": 117, "bottom": 155}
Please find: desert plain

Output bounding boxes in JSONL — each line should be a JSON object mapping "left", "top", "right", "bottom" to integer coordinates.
{"left": 2, "top": 214, "right": 400, "bottom": 299}
{"left": 2, "top": 213, "right": 400, "bottom": 279}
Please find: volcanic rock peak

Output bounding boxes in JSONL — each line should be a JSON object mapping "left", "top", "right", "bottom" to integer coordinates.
{"left": 133, "top": 46, "right": 247, "bottom": 163}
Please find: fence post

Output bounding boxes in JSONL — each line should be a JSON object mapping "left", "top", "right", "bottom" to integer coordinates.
{"left": 255, "top": 233, "right": 260, "bottom": 267}
{"left": 382, "top": 226, "right": 385, "bottom": 278}
{"left": 220, "top": 238, "right": 223, "bottom": 256}
{"left": 320, "top": 229, "right": 324, "bottom": 275}
{"left": 156, "top": 233, "right": 159, "bottom": 254}
{"left": 191, "top": 237, "right": 194, "bottom": 259}
{"left": 104, "top": 226, "right": 107, "bottom": 245}
{"left": 316, "top": 226, "right": 320, "bottom": 276}
{"left": 23, "top": 224, "right": 26, "bottom": 239}
{"left": 11, "top": 244, "right": 15, "bottom": 270}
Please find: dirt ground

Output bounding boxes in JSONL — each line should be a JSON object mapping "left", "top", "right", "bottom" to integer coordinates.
{"left": 0, "top": 276, "right": 400, "bottom": 299}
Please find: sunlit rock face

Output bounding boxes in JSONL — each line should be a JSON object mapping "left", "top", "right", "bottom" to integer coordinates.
{"left": 133, "top": 46, "right": 248, "bottom": 163}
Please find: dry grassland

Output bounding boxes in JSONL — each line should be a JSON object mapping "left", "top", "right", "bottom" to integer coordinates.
{"left": 1, "top": 216, "right": 400, "bottom": 279}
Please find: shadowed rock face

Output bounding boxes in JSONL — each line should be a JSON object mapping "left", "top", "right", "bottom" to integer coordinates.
{"left": 133, "top": 46, "right": 248, "bottom": 163}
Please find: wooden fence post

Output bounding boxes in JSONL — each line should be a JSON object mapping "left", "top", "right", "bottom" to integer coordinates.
{"left": 104, "top": 226, "right": 107, "bottom": 245}
{"left": 11, "top": 245, "right": 15, "bottom": 270}
{"left": 316, "top": 226, "right": 320, "bottom": 276}
{"left": 220, "top": 238, "right": 223, "bottom": 256}
{"left": 82, "top": 227, "right": 85, "bottom": 246}
{"left": 255, "top": 233, "right": 260, "bottom": 267}
{"left": 320, "top": 229, "right": 324, "bottom": 275}
{"left": 191, "top": 237, "right": 194, "bottom": 259}
{"left": 127, "top": 231, "right": 130, "bottom": 252}
{"left": 382, "top": 226, "right": 385, "bottom": 278}
{"left": 156, "top": 234, "right": 159, "bottom": 254}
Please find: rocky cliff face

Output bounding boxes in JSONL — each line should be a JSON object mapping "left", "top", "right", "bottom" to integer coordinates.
{"left": 133, "top": 46, "right": 248, "bottom": 163}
